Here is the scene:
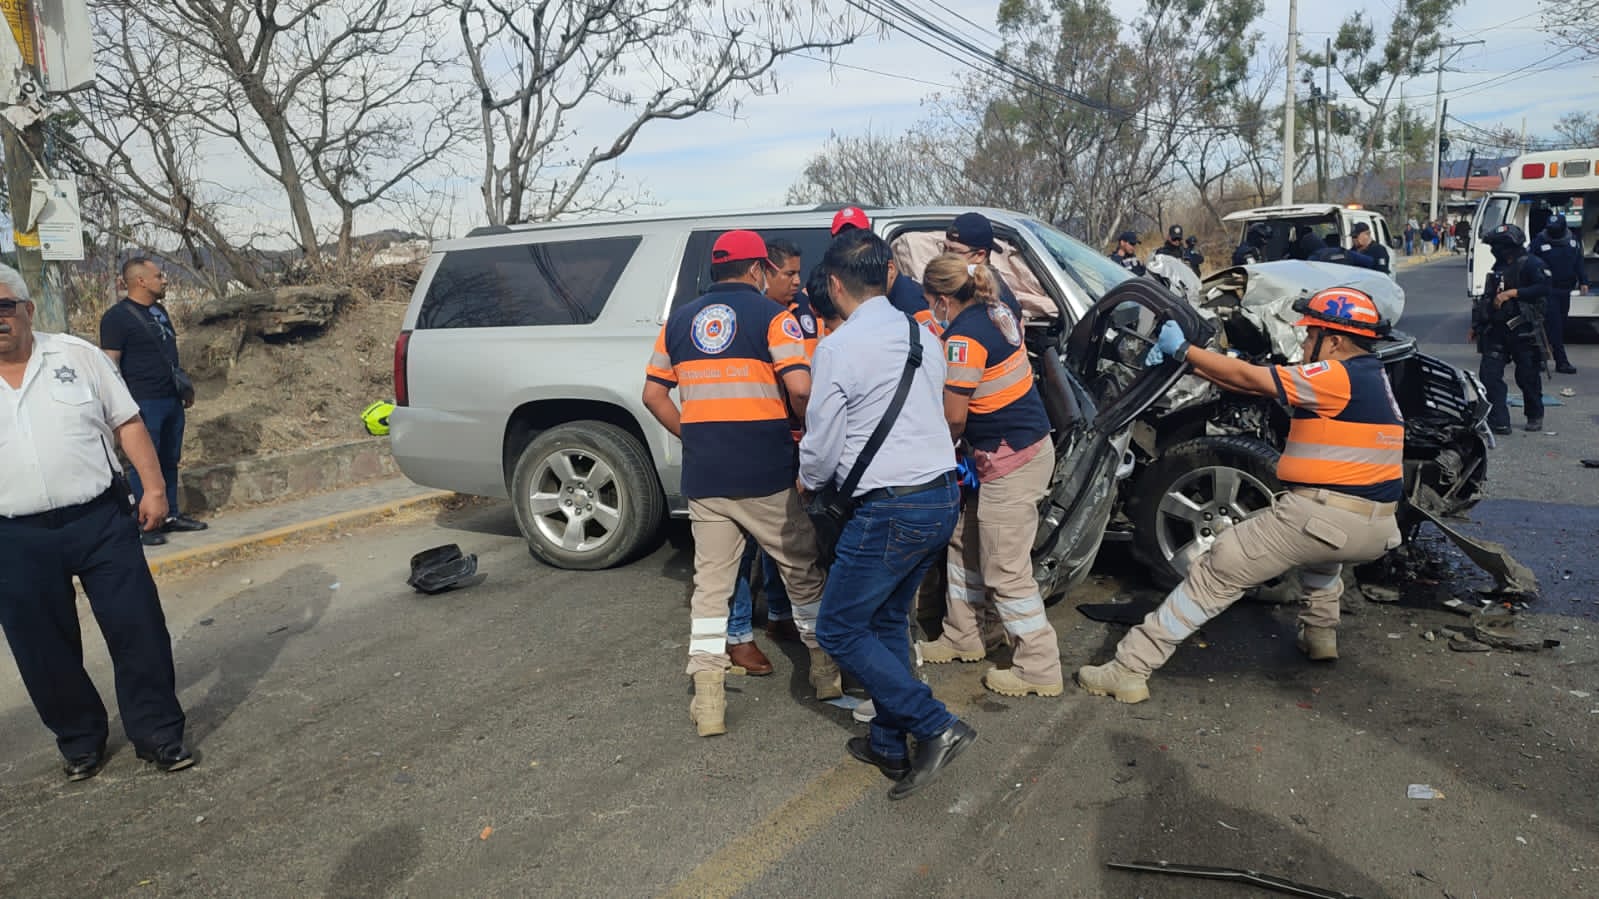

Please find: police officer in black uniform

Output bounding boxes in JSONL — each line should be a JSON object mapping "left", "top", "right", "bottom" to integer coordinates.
{"left": 1473, "top": 224, "right": 1552, "bottom": 434}
{"left": 1154, "top": 225, "right": 1186, "bottom": 262}
{"left": 1347, "top": 222, "right": 1392, "bottom": 274}
{"left": 0, "top": 266, "right": 194, "bottom": 780}
{"left": 1109, "top": 231, "right": 1146, "bottom": 275}
{"left": 1531, "top": 213, "right": 1588, "bottom": 374}
{"left": 1183, "top": 236, "right": 1204, "bottom": 275}
{"left": 1232, "top": 222, "right": 1271, "bottom": 266}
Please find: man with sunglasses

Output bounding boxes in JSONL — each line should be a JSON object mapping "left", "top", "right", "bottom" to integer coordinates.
{"left": 0, "top": 266, "right": 194, "bottom": 779}
{"left": 942, "top": 212, "right": 1023, "bottom": 319}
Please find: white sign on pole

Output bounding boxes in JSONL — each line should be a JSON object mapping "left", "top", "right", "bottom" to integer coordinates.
{"left": 33, "top": 0, "right": 93, "bottom": 93}
{"left": 32, "top": 177, "right": 83, "bottom": 260}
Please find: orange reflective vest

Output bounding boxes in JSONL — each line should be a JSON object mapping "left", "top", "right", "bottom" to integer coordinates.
{"left": 1271, "top": 355, "right": 1405, "bottom": 502}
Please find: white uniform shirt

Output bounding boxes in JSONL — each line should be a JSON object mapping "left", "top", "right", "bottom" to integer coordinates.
{"left": 0, "top": 331, "right": 141, "bottom": 516}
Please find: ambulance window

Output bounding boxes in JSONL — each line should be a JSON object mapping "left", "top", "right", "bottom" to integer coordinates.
{"left": 1477, "top": 197, "right": 1513, "bottom": 238}
{"left": 417, "top": 236, "right": 641, "bottom": 328}
{"left": 1564, "top": 160, "right": 1591, "bottom": 178}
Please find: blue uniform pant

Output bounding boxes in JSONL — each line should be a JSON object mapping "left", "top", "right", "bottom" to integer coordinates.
{"left": 1480, "top": 333, "right": 1543, "bottom": 428}
{"left": 815, "top": 478, "right": 960, "bottom": 762}
{"left": 129, "top": 397, "right": 185, "bottom": 515}
{"left": 1545, "top": 289, "right": 1571, "bottom": 368}
{"left": 0, "top": 491, "right": 186, "bottom": 757}
{"left": 728, "top": 543, "right": 792, "bottom": 644}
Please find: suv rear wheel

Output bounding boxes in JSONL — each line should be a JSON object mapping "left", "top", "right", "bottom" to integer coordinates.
{"left": 1132, "top": 435, "right": 1281, "bottom": 589}
{"left": 510, "top": 422, "right": 665, "bottom": 569}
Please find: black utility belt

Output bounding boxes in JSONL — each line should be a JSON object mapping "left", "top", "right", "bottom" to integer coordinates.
{"left": 2, "top": 487, "right": 117, "bottom": 529}
{"left": 857, "top": 471, "right": 956, "bottom": 504}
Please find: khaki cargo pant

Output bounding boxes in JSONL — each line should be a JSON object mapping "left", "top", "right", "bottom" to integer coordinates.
{"left": 686, "top": 489, "right": 825, "bottom": 675}
{"left": 939, "top": 441, "right": 1062, "bottom": 685}
{"left": 1116, "top": 490, "right": 1402, "bottom": 676}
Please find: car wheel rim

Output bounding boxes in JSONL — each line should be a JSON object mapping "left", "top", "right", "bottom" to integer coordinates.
{"left": 526, "top": 449, "right": 622, "bottom": 553}
{"left": 1154, "top": 465, "right": 1275, "bottom": 578}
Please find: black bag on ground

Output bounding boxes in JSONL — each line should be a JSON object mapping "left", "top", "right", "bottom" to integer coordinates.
{"left": 805, "top": 313, "right": 922, "bottom": 566}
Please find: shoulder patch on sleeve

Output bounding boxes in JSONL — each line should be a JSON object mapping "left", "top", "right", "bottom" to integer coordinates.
{"left": 1300, "top": 361, "right": 1330, "bottom": 377}
{"left": 781, "top": 316, "right": 803, "bottom": 340}
{"left": 947, "top": 340, "right": 969, "bottom": 365}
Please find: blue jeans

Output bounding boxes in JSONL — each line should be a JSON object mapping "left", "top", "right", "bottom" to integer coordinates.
{"left": 129, "top": 397, "right": 185, "bottom": 516}
{"left": 729, "top": 544, "right": 792, "bottom": 643}
{"left": 815, "top": 478, "right": 960, "bottom": 761}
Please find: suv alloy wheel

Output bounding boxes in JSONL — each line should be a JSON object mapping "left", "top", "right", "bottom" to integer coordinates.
{"left": 510, "top": 421, "right": 665, "bottom": 569}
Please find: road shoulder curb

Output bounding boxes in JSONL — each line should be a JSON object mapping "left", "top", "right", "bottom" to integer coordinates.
{"left": 147, "top": 490, "right": 456, "bottom": 578}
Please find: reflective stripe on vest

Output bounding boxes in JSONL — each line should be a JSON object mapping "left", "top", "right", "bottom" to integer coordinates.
{"left": 1276, "top": 417, "right": 1404, "bottom": 488}
{"left": 969, "top": 350, "right": 1032, "bottom": 413}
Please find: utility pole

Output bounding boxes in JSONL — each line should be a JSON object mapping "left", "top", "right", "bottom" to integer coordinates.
{"left": 1310, "top": 86, "right": 1324, "bottom": 202}
{"left": 1429, "top": 39, "right": 1483, "bottom": 223}
{"left": 1281, "top": 0, "right": 1298, "bottom": 205}
{"left": 0, "top": 0, "right": 64, "bottom": 331}
{"left": 1324, "top": 37, "right": 1333, "bottom": 201}
{"left": 1397, "top": 83, "right": 1406, "bottom": 226}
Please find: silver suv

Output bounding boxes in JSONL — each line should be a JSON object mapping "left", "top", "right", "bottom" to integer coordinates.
{"left": 390, "top": 205, "right": 1203, "bottom": 595}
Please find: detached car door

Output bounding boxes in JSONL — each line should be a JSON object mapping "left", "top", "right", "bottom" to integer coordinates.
{"left": 1032, "top": 279, "right": 1214, "bottom": 598}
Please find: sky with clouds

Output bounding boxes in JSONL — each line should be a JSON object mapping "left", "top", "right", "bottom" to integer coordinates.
{"left": 587, "top": 1, "right": 1598, "bottom": 221}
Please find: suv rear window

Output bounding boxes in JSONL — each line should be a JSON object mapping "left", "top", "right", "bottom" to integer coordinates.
{"left": 417, "top": 237, "right": 641, "bottom": 328}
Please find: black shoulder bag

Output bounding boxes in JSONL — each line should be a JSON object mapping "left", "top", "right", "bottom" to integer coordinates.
{"left": 119, "top": 301, "right": 196, "bottom": 405}
{"left": 805, "top": 313, "right": 923, "bottom": 566}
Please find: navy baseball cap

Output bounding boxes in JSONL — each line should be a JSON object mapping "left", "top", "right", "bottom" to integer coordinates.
{"left": 946, "top": 212, "right": 1000, "bottom": 254}
{"left": 1118, "top": 230, "right": 1140, "bottom": 245}
{"left": 1168, "top": 225, "right": 1183, "bottom": 240}
{"left": 1350, "top": 222, "right": 1371, "bottom": 236}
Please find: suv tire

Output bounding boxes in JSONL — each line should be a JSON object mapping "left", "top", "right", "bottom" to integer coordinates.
{"left": 1132, "top": 435, "right": 1282, "bottom": 589}
{"left": 510, "top": 421, "right": 665, "bottom": 570}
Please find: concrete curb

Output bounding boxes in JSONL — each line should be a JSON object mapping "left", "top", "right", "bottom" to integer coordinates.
{"left": 147, "top": 489, "right": 455, "bottom": 578}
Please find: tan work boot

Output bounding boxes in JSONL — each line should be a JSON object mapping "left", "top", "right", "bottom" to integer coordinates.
{"left": 809, "top": 648, "right": 843, "bottom": 700}
{"left": 1075, "top": 660, "right": 1150, "bottom": 704}
{"left": 983, "top": 666, "right": 1063, "bottom": 697}
{"left": 689, "top": 670, "right": 727, "bottom": 737}
{"left": 1297, "top": 625, "right": 1338, "bottom": 661}
{"left": 915, "top": 637, "right": 985, "bottom": 664}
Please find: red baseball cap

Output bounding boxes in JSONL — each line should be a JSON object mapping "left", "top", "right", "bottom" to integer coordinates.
{"left": 711, "top": 230, "right": 768, "bottom": 263}
{"left": 830, "top": 206, "right": 871, "bottom": 236}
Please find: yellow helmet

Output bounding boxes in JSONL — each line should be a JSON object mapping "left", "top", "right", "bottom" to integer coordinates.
{"left": 361, "top": 400, "right": 396, "bottom": 436}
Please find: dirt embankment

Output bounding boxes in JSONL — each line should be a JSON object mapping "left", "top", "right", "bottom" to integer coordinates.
{"left": 79, "top": 265, "right": 417, "bottom": 469}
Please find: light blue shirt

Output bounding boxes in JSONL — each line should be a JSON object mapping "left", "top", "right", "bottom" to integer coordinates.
{"left": 799, "top": 296, "right": 955, "bottom": 495}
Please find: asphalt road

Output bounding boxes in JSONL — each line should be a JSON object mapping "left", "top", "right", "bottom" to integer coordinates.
{"left": 3, "top": 258, "right": 1598, "bottom": 898}
{"left": 1394, "top": 255, "right": 1599, "bottom": 608}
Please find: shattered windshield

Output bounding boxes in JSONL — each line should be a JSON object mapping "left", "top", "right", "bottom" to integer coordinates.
{"left": 1024, "top": 218, "right": 1133, "bottom": 302}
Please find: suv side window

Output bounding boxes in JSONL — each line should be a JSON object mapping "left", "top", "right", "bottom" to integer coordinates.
{"left": 417, "top": 236, "right": 641, "bottom": 329}
{"left": 670, "top": 227, "right": 834, "bottom": 310}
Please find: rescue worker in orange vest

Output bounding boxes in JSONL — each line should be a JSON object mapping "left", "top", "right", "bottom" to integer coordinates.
{"left": 1077, "top": 287, "right": 1404, "bottom": 703}
{"left": 643, "top": 230, "right": 842, "bottom": 736}
{"left": 914, "top": 254, "right": 1064, "bottom": 697}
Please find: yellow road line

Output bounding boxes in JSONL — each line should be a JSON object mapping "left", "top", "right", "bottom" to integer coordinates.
{"left": 662, "top": 675, "right": 982, "bottom": 899}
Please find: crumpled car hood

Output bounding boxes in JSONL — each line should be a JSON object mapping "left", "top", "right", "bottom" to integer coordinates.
{"left": 1201, "top": 261, "right": 1407, "bottom": 362}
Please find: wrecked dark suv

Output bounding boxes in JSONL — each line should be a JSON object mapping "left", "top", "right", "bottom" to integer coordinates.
{"left": 1125, "top": 260, "right": 1494, "bottom": 588}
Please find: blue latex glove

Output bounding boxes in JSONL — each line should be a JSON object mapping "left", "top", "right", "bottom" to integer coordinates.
{"left": 955, "top": 456, "right": 980, "bottom": 490}
{"left": 1144, "top": 320, "right": 1189, "bottom": 365}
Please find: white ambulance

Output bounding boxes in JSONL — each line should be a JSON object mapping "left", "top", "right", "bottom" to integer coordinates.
{"left": 1469, "top": 149, "right": 1598, "bottom": 324}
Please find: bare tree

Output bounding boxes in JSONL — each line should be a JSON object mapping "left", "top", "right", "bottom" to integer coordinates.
{"left": 784, "top": 124, "right": 970, "bottom": 207}
{"left": 74, "top": 0, "right": 467, "bottom": 283}
{"left": 451, "top": 0, "right": 862, "bottom": 226}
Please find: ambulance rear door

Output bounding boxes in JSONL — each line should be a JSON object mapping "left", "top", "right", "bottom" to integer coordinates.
{"left": 1468, "top": 191, "right": 1518, "bottom": 298}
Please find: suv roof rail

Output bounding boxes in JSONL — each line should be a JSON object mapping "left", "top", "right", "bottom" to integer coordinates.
{"left": 465, "top": 224, "right": 514, "bottom": 238}
{"left": 810, "top": 202, "right": 877, "bottom": 212}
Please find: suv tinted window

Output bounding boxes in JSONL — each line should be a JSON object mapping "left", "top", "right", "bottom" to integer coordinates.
{"left": 670, "top": 228, "right": 834, "bottom": 310}
{"left": 418, "top": 236, "right": 641, "bottom": 328}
